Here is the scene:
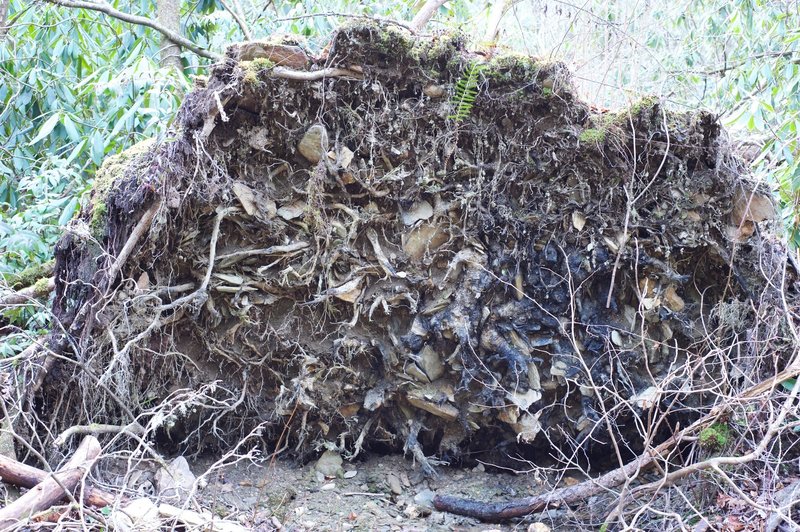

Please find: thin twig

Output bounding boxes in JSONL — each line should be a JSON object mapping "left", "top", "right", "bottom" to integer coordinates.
{"left": 342, "top": 492, "right": 389, "bottom": 498}
{"left": 606, "top": 100, "right": 670, "bottom": 308}
{"left": 483, "top": 0, "right": 509, "bottom": 45}
{"left": 218, "top": 0, "right": 252, "bottom": 40}
{"left": 266, "top": 11, "right": 412, "bottom": 31}
{"left": 433, "top": 366, "right": 800, "bottom": 522}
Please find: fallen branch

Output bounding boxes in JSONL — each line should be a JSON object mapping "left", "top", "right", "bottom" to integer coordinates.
{"left": 765, "top": 478, "right": 800, "bottom": 532}
{"left": 433, "top": 367, "right": 798, "bottom": 522}
{"left": 0, "top": 447, "right": 114, "bottom": 508}
{"left": 0, "top": 445, "right": 247, "bottom": 530}
{"left": 433, "top": 444, "right": 665, "bottom": 521}
{"left": 44, "top": 0, "right": 220, "bottom": 61}
{"left": 0, "top": 436, "right": 102, "bottom": 528}
{"left": 0, "top": 277, "right": 54, "bottom": 308}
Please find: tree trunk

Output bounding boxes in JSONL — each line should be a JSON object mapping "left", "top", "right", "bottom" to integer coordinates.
{"left": 0, "top": 0, "right": 11, "bottom": 40}
{"left": 157, "top": 0, "right": 182, "bottom": 70}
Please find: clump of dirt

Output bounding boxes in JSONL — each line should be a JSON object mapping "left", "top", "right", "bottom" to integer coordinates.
{"left": 31, "top": 20, "right": 793, "bottom": 507}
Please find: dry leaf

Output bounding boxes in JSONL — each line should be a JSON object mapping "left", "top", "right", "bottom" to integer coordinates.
{"left": 277, "top": 200, "right": 306, "bottom": 220}
{"left": 232, "top": 182, "right": 257, "bottom": 216}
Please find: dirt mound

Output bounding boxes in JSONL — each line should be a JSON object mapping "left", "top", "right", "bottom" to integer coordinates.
{"left": 33, "top": 21, "right": 792, "bottom": 486}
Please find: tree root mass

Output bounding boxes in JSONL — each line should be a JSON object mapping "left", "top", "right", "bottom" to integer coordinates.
{"left": 26, "top": 21, "right": 798, "bottom": 526}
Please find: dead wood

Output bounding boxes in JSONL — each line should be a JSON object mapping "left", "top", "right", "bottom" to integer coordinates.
{"left": 433, "top": 359, "right": 800, "bottom": 522}
{"left": 0, "top": 450, "right": 115, "bottom": 508}
{"left": 0, "top": 277, "right": 54, "bottom": 308}
{"left": 0, "top": 436, "right": 102, "bottom": 528}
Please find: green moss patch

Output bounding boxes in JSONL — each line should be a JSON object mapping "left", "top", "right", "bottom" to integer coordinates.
{"left": 699, "top": 422, "right": 731, "bottom": 451}
{"left": 579, "top": 128, "right": 606, "bottom": 143}
{"left": 242, "top": 57, "right": 276, "bottom": 85}
{"left": 92, "top": 138, "right": 155, "bottom": 205}
{"left": 5, "top": 260, "right": 54, "bottom": 289}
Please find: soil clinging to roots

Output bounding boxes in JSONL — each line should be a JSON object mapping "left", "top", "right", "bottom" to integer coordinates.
{"left": 37, "top": 22, "right": 793, "bottom": 483}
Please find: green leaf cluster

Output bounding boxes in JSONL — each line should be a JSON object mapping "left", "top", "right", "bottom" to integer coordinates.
{"left": 0, "top": 0, "right": 191, "bottom": 278}
{"left": 448, "top": 62, "right": 486, "bottom": 122}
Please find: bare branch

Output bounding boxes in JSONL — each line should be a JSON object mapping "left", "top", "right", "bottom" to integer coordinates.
{"left": 54, "top": 422, "right": 145, "bottom": 447}
{"left": 0, "top": 451, "right": 116, "bottom": 507}
{"left": 44, "top": 0, "right": 221, "bottom": 61}
{"left": 409, "top": 0, "right": 449, "bottom": 33}
{"left": 272, "top": 66, "right": 364, "bottom": 81}
{"left": 218, "top": 0, "right": 252, "bottom": 40}
{"left": 266, "top": 11, "right": 412, "bottom": 31}
{"left": 433, "top": 365, "right": 800, "bottom": 522}
{"left": 483, "top": 0, "right": 509, "bottom": 45}
{"left": 0, "top": 436, "right": 101, "bottom": 529}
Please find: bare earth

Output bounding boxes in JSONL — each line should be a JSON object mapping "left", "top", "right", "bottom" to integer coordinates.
{"left": 192, "top": 453, "right": 576, "bottom": 531}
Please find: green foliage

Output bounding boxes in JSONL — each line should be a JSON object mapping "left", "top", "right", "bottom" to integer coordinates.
{"left": 659, "top": 1, "right": 800, "bottom": 246}
{"left": 0, "top": 0, "right": 190, "bottom": 278}
{"left": 448, "top": 62, "right": 486, "bottom": 122}
{"left": 3, "top": 260, "right": 52, "bottom": 289}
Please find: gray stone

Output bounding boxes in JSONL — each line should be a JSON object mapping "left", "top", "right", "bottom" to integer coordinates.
{"left": 314, "top": 450, "right": 343, "bottom": 478}
{"left": 0, "top": 417, "right": 15, "bottom": 459}
{"left": 154, "top": 456, "right": 196, "bottom": 503}
{"left": 387, "top": 473, "right": 403, "bottom": 495}
{"left": 111, "top": 497, "right": 160, "bottom": 531}
{"left": 413, "top": 489, "right": 435, "bottom": 510}
{"left": 298, "top": 124, "right": 328, "bottom": 163}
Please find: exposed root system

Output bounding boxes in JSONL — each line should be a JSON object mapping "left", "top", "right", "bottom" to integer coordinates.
{"left": 31, "top": 22, "right": 795, "bottom": 494}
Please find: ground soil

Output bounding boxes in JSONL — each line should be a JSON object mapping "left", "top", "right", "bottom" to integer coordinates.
{"left": 194, "top": 453, "right": 580, "bottom": 531}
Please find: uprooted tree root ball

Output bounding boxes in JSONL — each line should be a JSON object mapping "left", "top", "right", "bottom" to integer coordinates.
{"left": 21, "top": 21, "right": 800, "bottom": 525}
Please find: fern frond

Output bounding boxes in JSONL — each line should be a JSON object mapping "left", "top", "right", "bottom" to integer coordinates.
{"left": 448, "top": 62, "right": 485, "bottom": 122}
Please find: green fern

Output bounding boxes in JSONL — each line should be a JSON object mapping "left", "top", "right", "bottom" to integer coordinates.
{"left": 448, "top": 62, "right": 485, "bottom": 122}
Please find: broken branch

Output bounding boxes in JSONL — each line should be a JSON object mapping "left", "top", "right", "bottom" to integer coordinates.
{"left": 0, "top": 436, "right": 102, "bottom": 528}
{"left": 434, "top": 367, "right": 799, "bottom": 522}
{"left": 0, "top": 448, "right": 115, "bottom": 508}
